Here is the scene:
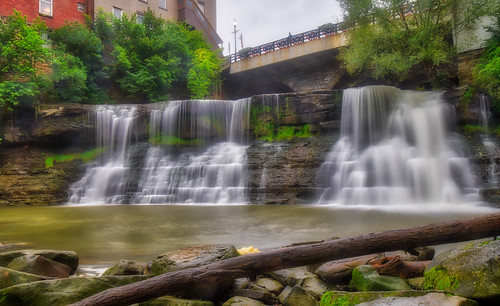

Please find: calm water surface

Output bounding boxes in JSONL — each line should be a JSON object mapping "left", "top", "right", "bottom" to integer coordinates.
{"left": 0, "top": 204, "right": 497, "bottom": 271}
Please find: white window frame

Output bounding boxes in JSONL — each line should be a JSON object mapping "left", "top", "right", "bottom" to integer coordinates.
{"left": 159, "top": 0, "right": 167, "bottom": 10}
{"left": 39, "top": 0, "right": 53, "bottom": 16}
{"left": 198, "top": 1, "right": 205, "bottom": 13}
{"left": 137, "top": 12, "right": 145, "bottom": 24}
{"left": 77, "top": 2, "right": 85, "bottom": 13}
{"left": 113, "top": 7, "right": 123, "bottom": 19}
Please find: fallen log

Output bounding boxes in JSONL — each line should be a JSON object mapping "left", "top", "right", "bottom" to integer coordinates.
{"left": 72, "top": 212, "right": 500, "bottom": 306}
{"left": 369, "top": 256, "right": 431, "bottom": 279}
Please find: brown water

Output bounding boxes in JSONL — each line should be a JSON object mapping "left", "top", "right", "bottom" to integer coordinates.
{"left": 1, "top": 204, "right": 497, "bottom": 271}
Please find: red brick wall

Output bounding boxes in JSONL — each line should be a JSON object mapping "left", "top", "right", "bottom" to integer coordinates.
{"left": 0, "top": 0, "right": 91, "bottom": 29}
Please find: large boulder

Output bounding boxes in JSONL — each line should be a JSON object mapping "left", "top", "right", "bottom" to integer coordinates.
{"left": 0, "top": 267, "right": 44, "bottom": 290}
{"left": 0, "top": 250, "right": 79, "bottom": 274}
{"left": 423, "top": 239, "right": 500, "bottom": 300}
{"left": 350, "top": 265, "right": 411, "bottom": 291}
{"left": 7, "top": 255, "right": 71, "bottom": 278}
{"left": 356, "top": 292, "right": 478, "bottom": 306}
{"left": 150, "top": 245, "right": 239, "bottom": 275}
{"left": 102, "top": 260, "right": 145, "bottom": 276}
{"left": 280, "top": 285, "right": 318, "bottom": 306}
{"left": 223, "top": 296, "right": 265, "bottom": 306}
{"left": 0, "top": 275, "right": 148, "bottom": 306}
{"left": 320, "top": 290, "right": 431, "bottom": 305}
{"left": 140, "top": 295, "right": 214, "bottom": 306}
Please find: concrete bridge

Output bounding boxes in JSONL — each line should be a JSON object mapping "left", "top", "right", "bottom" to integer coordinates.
{"left": 223, "top": 23, "right": 350, "bottom": 99}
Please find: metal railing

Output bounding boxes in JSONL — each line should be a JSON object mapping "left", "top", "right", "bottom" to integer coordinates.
{"left": 230, "top": 21, "right": 348, "bottom": 63}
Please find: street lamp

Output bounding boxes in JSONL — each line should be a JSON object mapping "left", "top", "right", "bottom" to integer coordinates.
{"left": 232, "top": 19, "right": 239, "bottom": 59}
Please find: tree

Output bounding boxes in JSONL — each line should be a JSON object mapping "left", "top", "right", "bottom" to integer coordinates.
{"left": 187, "top": 48, "right": 221, "bottom": 99}
{"left": 338, "top": 0, "right": 496, "bottom": 87}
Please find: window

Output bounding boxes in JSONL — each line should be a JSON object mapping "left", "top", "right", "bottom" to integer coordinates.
{"left": 39, "top": 0, "right": 52, "bottom": 16}
{"left": 139, "top": 0, "right": 148, "bottom": 3}
{"left": 198, "top": 1, "right": 205, "bottom": 13}
{"left": 113, "top": 7, "right": 123, "bottom": 19}
{"left": 77, "top": 3, "right": 85, "bottom": 13}
{"left": 159, "top": 0, "right": 167, "bottom": 10}
{"left": 137, "top": 12, "right": 145, "bottom": 24}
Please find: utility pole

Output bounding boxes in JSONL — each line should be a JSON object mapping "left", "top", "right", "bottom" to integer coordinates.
{"left": 232, "top": 19, "right": 239, "bottom": 60}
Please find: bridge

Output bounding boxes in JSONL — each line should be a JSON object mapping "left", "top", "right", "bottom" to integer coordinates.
{"left": 223, "top": 23, "right": 350, "bottom": 98}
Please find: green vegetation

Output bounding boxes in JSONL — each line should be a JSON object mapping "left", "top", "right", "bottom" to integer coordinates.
{"left": 0, "top": 9, "right": 221, "bottom": 108}
{"left": 461, "top": 124, "right": 487, "bottom": 134}
{"left": 44, "top": 148, "right": 104, "bottom": 168}
{"left": 338, "top": 0, "right": 498, "bottom": 87}
{"left": 423, "top": 266, "right": 459, "bottom": 291}
{"left": 320, "top": 292, "right": 359, "bottom": 306}
{"left": 148, "top": 135, "right": 203, "bottom": 146}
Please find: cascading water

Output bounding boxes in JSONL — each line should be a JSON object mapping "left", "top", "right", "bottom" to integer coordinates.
{"left": 133, "top": 99, "right": 250, "bottom": 204}
{"left": 68, "top": 106, "right": 138, "bottom": 204}
{"left": 317, "top": 86, "right": 478, "bottom": 205}
{"left": 69, "top": 99, "right": 251, "bottom": 205}
{"left": 477, "top": 94, "right": 500, "bottom": 183}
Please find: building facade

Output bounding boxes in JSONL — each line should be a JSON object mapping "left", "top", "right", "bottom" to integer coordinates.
{"left": 0, "top": 0, "right": 92, "bottom": 28}
{"left": 0, "top": 0, "right": 221, "bottom": 48}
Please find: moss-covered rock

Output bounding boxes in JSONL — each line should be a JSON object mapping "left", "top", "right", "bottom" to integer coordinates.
{"left": 350, "top": 265, "right": 411, "bottom": 291}
{"left": 281, "top": 285, "right": 318, "bottom": 306}
{"left": 320, "top": 290, "right": 430, "bottom": 306}
{"left": 223, "top": 296, "right": 265, "bottom": 306}
{"left": 423, "top": 239, "right": 500, "bottom": 299}
{"left": 150, "top": 245, "right": 239, "bottom": 275}
{"left": 0, "top": 275, "right": 148, "bottom": 306}
{"left": 7, "top": 255, "right": 71, "bottom": 278}
{"left": 140, "top": 295, "right": 215, "bottom": 306}
{"left": 102, "top": 259, "right": 145, "bottom": 276}
{"left": 0, "top": 250, "right": 79, "bottom": 274}
{"left": 0, "top": 267, "right": 44, "bottom": 290}
{"left": 255, "top": 277, "right": 284, "bottom": 295}
{"left": 356, "top": 292, "right": 478, "bottom": 306}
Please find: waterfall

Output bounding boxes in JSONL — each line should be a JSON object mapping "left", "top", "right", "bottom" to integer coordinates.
{"left": 317, "top": 86, "right": 478, "bottom": 205}
{"left": 68, "top": 106, "right": 138, "bottom": 204}
{"left": 133, "top": 98, "right": 250, "bottom": 204}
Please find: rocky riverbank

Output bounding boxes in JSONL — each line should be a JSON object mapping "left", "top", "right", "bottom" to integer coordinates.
{"left": 1, "top": 238, "right": 499, "bottom": 305}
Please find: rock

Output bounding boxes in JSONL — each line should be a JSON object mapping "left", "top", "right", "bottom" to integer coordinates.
{"left": 0, "top": 267, "right": 45, "bottom": 289}
{"left": 228, "top": 289, "right": 278, "bottom": 304}
{"left": 102, "top": 260, "right": 145, "bottom": 276}
{"left": 7, "top": 255, "right": 71, "bottom": 278}
{"left": 315, "top": 254, "right": 382, "bottom": 284}
{"left": 255, "top": 277, "right": 284, "bottom": 295}
{"left": 0, "top": 275, "right": 148, "bottom": 305}
{"left": 351, "top": 265, "right": 411, "bottom": 291}
{"left": 356, "top": 292, "right": 478, "bottom": 306}
{"left": 223, "top": 296, "right": 265, "bottom": 306}
{"left": 407, "top": 277, "right": 425, "bottom": 290}
{"left": 150, "top": 245, "right": 239, "bottom": 275}
{"left": 277, "top": 286, "right": 293, "bottom": 304}
{"left": 320, "top": 290, "right": 438, "bottom": 306}
{"left": 300, "top": 276, "right": 329, "bottom": 300}
{"left": 232, "top": 278, "right": 250, "bottom": 290}
{"left": 139, "top": 295, "right": 214, "bottom": 305}
{"left": 0, "top": 250, "right": 79, "bottom": 274}
{"left": 281, "top": 285, "right": 318, "bottom": 306}
{"left": 268, "top": 266, "right": 314, "bottom": 286}
{"left": 423, "top": 239, "right": 500, "bottom": 299}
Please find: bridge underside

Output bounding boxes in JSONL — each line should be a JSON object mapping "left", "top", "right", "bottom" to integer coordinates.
{"left": 223, "top": 48, "right": 348, "bottom": 99}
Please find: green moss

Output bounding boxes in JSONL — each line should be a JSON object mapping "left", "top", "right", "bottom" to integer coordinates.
{"left": 461, "top": 124, "right": 486, "bottom": 134}
{"left": 149, "top": 135, "right": 203, "bottom": 146}
{"left": 320, "top": 292, "right": 359, "bottom": 306}
{"left": 423, "top": 266, "right": 459, "bottom": 291}
{"left": 45, "top": 148, "right": 104, "bottom": 168}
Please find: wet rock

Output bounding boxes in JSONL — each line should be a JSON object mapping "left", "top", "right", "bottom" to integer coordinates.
{"left": 231, "top": 278, "right": 250, "bottom": 290}
{"left": 255, "top": 277, "right": 284, "bottom": 295}
{"left": 7, "top": 255, "right": 71, "bottom": 278}
{"left": 150, "top": 245, "right": 239, "bottom": 275}
{"left": 228, "top": 289, "right": 277, "bottom": 304}
{"left": 350, "top": 265, "right": 411, "bottom": 291}
{"left": 0, "top": 250, "right": 79, "bottom": 274}
{"left": 0, "top": 267, "right": 44, "bottom": 289}
{"left": 357, "top": 292, "right": 478, "bottom": 306}
{"left": 280, "top": 285, "right": 318, "bottom": 306}
{"left": 223, "top": 296, "right": 265, "bottom": 306}
{"left": 320, "top": 290, "right": 437, "bottom": 305}
{"left": 407, "top": 277, "right": 425, "bottom": 290}
{"left": 423, "top": 239, "right": 500, "bottom": 299}
{"left": 140, "top": 295, "right": 214, "bottom": 306}
{"left": 300, "top": 276, "right": 329, "bottom": 300}
{"left": 268, "top": 266, "right": 314, "bottom": 286}
{"left": 102, "top": 260, "right": 145, "bottom": 276}
{"left": 315, "top": 254, "right": 382, "bottom": 284}
{"left": 0, "top": 275, "right": 148, "bottom": 305}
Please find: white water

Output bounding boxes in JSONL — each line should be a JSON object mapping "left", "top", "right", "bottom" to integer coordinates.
{"left": 318, "top": 86, "right": 479, "bottom": 205}
{"left": 68, "top": 106, "right": 137, "bottom": 204}
{"left": 69, "top": 99, "right": 251, "bottom": 205}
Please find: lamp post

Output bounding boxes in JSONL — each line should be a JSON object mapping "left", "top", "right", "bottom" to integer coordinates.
{"left": 232, "top": 19, "right": 239, "bottom": 60}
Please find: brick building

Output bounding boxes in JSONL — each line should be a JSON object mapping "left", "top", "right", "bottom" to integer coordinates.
{"left": 0, "top": 0, "right": 221, "bottom": 48}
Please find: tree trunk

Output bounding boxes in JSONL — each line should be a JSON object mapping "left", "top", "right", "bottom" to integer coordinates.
{"left": 72, "top": 212, "right": 500, "bottom": 306}
{"left": 369, "top": 256, "right": 431, "bottom": 278}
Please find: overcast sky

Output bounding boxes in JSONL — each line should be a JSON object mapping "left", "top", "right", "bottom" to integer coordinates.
{"left": 217, "top": 0, "right": 343, "bottom": 55}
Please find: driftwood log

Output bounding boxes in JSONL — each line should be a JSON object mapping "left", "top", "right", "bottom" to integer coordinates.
{"left": 370, "top": 256, "right": 431, "bottom": 278}
{"left": 72, "top": 212, "right": 500, "bottom": 306}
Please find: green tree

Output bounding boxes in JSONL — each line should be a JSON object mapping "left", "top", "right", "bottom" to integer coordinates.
{"left": 187, "top": 48, "right": 221, "bottom": 99}
{"left": 338, "top": 0, "right": 496, "bottom": 86}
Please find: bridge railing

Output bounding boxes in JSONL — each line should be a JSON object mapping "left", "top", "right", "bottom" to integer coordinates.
{"left": 230, "top": 21, "right": 349, "bottom": 63}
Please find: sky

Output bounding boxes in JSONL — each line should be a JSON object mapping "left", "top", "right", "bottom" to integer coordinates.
{"left": 217, "top": 0, "right": 343, "bottom": 55}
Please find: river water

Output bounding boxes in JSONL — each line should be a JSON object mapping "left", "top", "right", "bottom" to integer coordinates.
{"left": 0, "top": 204, "right": 496, "bottom": 272}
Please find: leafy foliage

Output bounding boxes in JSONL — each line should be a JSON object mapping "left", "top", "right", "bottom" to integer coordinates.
{"left": 338, "top": 0, "right": 457, "bottom": 85}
